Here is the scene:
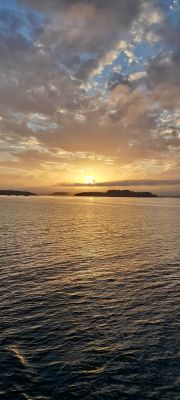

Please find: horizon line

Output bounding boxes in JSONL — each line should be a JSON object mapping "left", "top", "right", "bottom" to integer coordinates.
{"left": 56, "top": 179, "right": 180, "bottom": 188}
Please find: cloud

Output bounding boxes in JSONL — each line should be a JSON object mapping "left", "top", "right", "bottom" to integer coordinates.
{"left": 15, "top": 0, "right": 143, "bottom": 82}
{"left": 19, "top": 0, "right": 142, "bottom": 21}
{"left": 147, "top": 50, "right": 180, "bottom": 88}
{"left": 56, "top": 179, "right": 180, "bottom": 187}
{"left": 0, "top": 0, "right": 180, "bottom": 192}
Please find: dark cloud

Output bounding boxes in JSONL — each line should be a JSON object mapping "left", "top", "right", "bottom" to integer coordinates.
{"left": 108, "top": 73, "right": 132, "bottom": 91}
{"left": 16, "top": 0, "right": 143, "bottom": 67}
{"left": 147, "top": 50, "right": 180, "bottom": 88}
{"left": 57, "top": 179, "right": 180, "bottom": 187}
{"left": 18, "top": 0, "right": 142, "bottom": 21}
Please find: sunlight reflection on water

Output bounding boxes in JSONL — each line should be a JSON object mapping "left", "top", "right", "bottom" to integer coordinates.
{"left": 0, "top": 197, "right": 179, "bottom": 400}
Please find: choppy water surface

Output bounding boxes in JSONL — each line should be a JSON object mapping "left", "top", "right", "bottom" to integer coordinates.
{"left": 0, "top": 196, "right": 180, "bottom": 400}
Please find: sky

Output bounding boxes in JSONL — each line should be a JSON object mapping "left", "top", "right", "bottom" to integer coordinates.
{"left": 0, "top": 0, "right": 179, "bottom": 194}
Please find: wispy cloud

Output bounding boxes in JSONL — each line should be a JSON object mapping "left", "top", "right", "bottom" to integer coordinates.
{"left": 57, "top": 179, "right": 180, "bottom": 188}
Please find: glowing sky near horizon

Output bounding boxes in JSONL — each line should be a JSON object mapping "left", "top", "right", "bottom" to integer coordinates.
{"left": 0, "top": 0, "right": 179, "bottom": 194}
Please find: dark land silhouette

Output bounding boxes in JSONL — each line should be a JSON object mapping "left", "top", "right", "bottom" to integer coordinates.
{"left": 75, "top": 190, "right": 157, "bottom": 197}
{"left": 0, "top": 189, "right": 158, "bottom": 197}
{"left": 0, "top": 190, "right": 36, "bottom": 196}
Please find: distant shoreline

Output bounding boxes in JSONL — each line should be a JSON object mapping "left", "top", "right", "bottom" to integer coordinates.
{"left": 0, "top": 190, "right": 36, "bottom": 196}
{"left": 1, "top": 189, "right": 180, "bottom": 198}
{"left": 75, "top": 190, "right": 157, "bottom": 198}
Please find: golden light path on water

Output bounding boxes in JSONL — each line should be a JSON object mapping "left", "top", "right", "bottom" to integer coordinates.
{"left": 0, "top": 196, "right": 179, "bottom": 400}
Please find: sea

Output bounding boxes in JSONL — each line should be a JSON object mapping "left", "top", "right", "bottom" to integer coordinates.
{"left": 0, "top": 196, "right": 179, "bottom": 400}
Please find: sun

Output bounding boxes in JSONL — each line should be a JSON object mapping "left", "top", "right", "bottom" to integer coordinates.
{"left": 85, "top": 176, "right": 95, "bottom": 185}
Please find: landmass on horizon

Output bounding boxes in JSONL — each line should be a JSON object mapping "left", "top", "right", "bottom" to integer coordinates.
{"left": 0, "top": 190, "right": 36, "bottom": 196}
{"left": 75, "top": 190, "right": 157, "bottom": 197}
{"left": 0, "top": 189, "right": 157, "bottom": 197}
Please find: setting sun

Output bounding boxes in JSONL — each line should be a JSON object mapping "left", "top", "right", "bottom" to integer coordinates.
{"left": 85, "top": 176, "right": 95, "bottom": 185}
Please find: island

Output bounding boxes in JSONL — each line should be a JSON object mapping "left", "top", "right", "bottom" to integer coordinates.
{"left": 0, "top": 190, "right": 36, "bottom": 196}
{"left": 75, "top": 190, "right": 157, "bottom": 197}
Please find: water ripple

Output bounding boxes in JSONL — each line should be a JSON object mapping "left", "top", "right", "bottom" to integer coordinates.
{"left": 0, "top": 197, "right": 179, "bottom": 399}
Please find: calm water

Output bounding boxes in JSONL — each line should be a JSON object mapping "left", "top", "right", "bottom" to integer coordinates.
{"left": 0, "top": 196, "right": 180, "bottom": 400}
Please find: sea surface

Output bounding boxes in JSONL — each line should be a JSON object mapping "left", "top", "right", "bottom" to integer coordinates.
{"left": 0, "top": 196, "right": 179, "bottom": 400}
